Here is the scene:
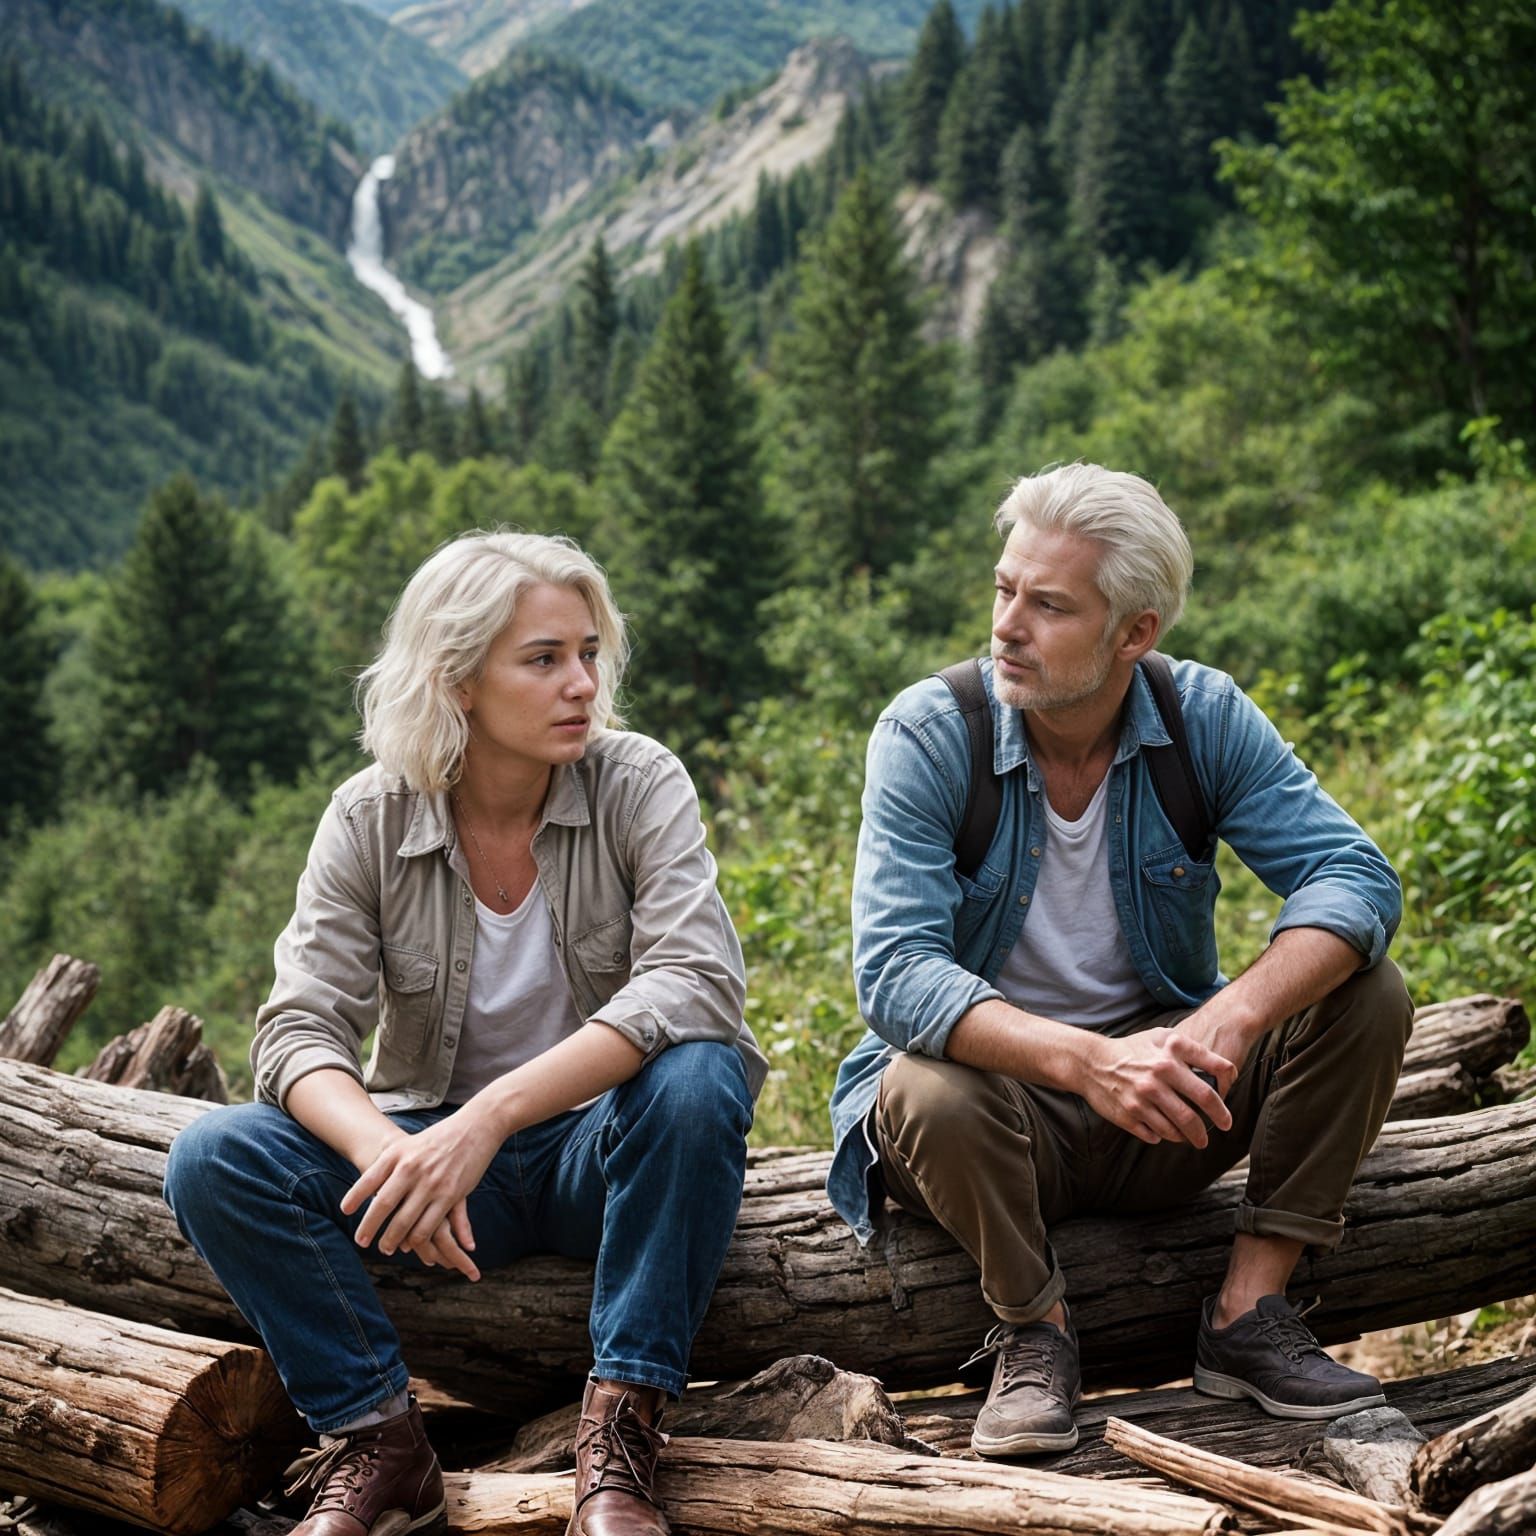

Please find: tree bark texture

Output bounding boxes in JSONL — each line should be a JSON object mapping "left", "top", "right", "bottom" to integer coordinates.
{"left": 80, "top": 1006, "right": 229, "bottom": 1103}
{"left": 0, "top": 957, "right": 100, "bottom": 1068}
{"left": 2, "top": 1062, "right": 1534, "bottom": 1410}
{"left": 1433, "top": 1468, "right": 1536, "bottom": 1536}
{"left": 0, "top": 1286, "right": 302, "bottom": 1536}
{"left": 1410, "top": 1379, "right": 1536, "bottom": 1514}
{"left": 443, "top": 1437, "right": 1236, "bottom": 1535}
{"left": 1390, "top": 995, "right": 1530, "bottom": 1118}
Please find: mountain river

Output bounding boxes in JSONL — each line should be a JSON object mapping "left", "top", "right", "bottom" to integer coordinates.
{"left": 346, "top": 155, "right": 453, "bottom": 380}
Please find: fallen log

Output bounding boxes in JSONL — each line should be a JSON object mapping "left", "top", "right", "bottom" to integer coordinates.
{"left": 0, "top": 1287, "right": 301, "bottom": 1536}
{"left": 444, "top": 1437, "right": 1236, "bottom": 1535}
{"left": 1393, "top": 996, "right": 1530, "bottom": 1118}
{"left": 1432, "top": 1467, "right": 1536, "bottom": 1536}
{"left": 1410, "top": 1379, "right": 1536, "bottom": 1514}
{"left": 1102, "top": 1417, "right": 1430, "bottom": 1536}
{"left": 488, "top": 1354, "right": 913, "bottom": 1474}
{"left": 0, "top": 957, "right": 99, "bottom": 1067}
{"left": 898, "top": 1351, "right": 1536, "bottom": 1474}
{"left": 79, "top": 1006, "right": 228, "bottom": 1103}
{"left": 2, "top": 1062, "right": 1535, "bottom": 1410}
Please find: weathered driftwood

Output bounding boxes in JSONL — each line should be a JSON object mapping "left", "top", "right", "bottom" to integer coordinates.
{"left": 1102, "top": 1417, "right": 1432, "bottom": 1536}
{"left": 2, "top": 1062, "right": 1536, "bottom": 1411}
{"left": 0, "top": 957, "right": 99, "bottom": 1067}
{"left": 898, "top": 1352, "right": 1536, "bottom": 1474}
{"left": 1313, "top": 1409, "right": 1426, "bottom": 1507}
{"left": 79, "top": 1006, "right": 229, "bottom": 1103}
{"left": 0, "top": 1287, "right": 301, "bottom": 1536}
{"left": 1433, "top": 1467, "right": 1536, "bottom": 1536}
{"left": 443, "top": 1437, "right": 1235, "bottom": 1534}
{"left": 490, "top": 1354, "right": 912, "bottom": 1474}
{"left": 1411, "top": 1379, "right": 1536, "bottom": 1515}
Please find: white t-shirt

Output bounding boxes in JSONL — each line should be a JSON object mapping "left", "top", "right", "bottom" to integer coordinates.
{"left": 995, "top": 773, "right": 1153, "bottom": 1029}
{"left": 445, "top": 880, "right": 587, "bottom": 1105}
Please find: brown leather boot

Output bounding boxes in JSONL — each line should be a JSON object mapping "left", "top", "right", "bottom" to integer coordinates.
{"left": 566, "top": 1378, "right": 672, "bottom": 1536}
{"left": 283, "top": 1396, "right": 446, "bottom": 1536}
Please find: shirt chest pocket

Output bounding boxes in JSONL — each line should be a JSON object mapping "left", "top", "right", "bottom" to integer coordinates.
{"left": 1140, "top": 848, "right": 1219, "bottom": 964}
{"left": 952, "top": 860, "right": 1005, "bottom": 951}
{"left": 380, "top": 943, "right": 438, "bottom": 1057}
{"left": 569, "top": 913, "right": 634, "bottom": 1005}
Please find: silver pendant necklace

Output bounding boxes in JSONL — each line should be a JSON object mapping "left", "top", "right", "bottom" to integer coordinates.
{"left": 452, "top": 792, "right": 512, "bottom": 906}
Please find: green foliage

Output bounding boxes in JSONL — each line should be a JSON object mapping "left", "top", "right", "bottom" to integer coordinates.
{"left": 1221, "top": 0, "right": 1536, "bottom": 449}
{"left": 598, "top": 245, "right": 776, "bottom": 747}
{"left": 89, "top": 475, "right": 315, "bottom": 798}
{"left": 0, "top": 553, "right": 56, "bottom": 826}
{"left": 900, "top": 0, "right": 964, "bottom": 184}
{"left": 765, "top": 170, "right": 951, "bottom": 580}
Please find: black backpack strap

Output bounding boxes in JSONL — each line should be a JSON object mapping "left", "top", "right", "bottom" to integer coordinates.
{"left": 1138, "top": 651, "right": 1214, "bottom": 862}
{"left": 935, "top": 658, "right": 1001, "bottom": 881}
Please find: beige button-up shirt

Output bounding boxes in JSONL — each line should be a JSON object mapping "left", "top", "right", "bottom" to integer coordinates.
{"left": 251, "top": 731, "right": 767, "bottom": 1112}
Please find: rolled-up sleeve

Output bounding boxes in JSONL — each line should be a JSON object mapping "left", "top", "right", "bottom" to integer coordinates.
{"left": 852, "top": 714, "right": 1002, "bottom": 1057}
{"left": 588, "top": 753, "right": 747, "bottom": 1057}
{"left": 1211, "top": 680, "right": 1401, "bottom": 967}
{"left": 251, "top": 796, "right": 379, "bottom": 1109}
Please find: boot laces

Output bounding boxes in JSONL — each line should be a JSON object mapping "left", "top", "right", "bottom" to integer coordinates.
{"left": 577, "top": 1391, "right": 669, "bottom": 1505}
{"left": 283, "top": 1432, "right": 382, "bottom": 1508}
{"left": 961, "top": 1322, "right": 1058, "bottom": 1392}
{"left": 1256, "top": 1299, "right": 1326, "bottom": 1364}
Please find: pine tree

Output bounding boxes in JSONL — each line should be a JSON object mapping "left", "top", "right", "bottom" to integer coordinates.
{"left": 192, "top": 181, "right": 224, "bottom": 270}
{"left": 765, "top": 171, "right": 948, "bottom": 579}
{"left": 600, "top": 244, "right": 774, "bottom": 745}
{"left": 1069, "top": 27, "right": 1177, "bottom": 268}
{"left": 329, "top": 391, "right": 366, "bottom": 491}
{"left": 458, "top": 385, "right": 493, "bottom": 459}
{"left": 422, "top": 383, "right": 456, "bottom": 462}
{"left": 1165, "top": 17, "right": 1227, "bottom": 190}
{"left": 571, "top": 236, "right": 618, "bottom": 419}
{"left": 901, "top": 0, "right": 966, "bottom": 185}
{"left": 0, "top": 553, "right": 56, "bottom": 825}
{"left": 392, "top": 361, "right": 423, "bottom": 455}
{"left": 1217, "top": 4, "right": 1262, "bottom": 139}
{"left": 747, "top": 170, "right": 786, "bottom": 286}
{"left": 937, "top": 6, "right": 1027, "bottom": 214}
{"left": 92, "top": 475, "right": 313, "bottom": 796}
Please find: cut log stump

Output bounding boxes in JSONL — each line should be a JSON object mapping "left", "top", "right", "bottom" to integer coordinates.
{"left": 80, "top": 1006, "right": 229, "bottom": 1103}
{"left": 2, "top": 1061, "right": 1536, "bottom": 1410}
{"left": 0, "top": 957, "right": 99, "bottom": 1068}
{"left": 0, "top": 1287, "right": 302, "bottom": 1536}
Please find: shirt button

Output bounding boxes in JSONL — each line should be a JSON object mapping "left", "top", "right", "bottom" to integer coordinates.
{"left": 1114, "top": 814, "right": 1122, "bottom": 824}
{"left": 454, "top": 959, "right": 467, "bottom": 973}
{"left": 1018, "top": 895, "right": 1030, "bottom": 906}
{"left": 1173, "top": 866, "right": 1186, "bottom": 878}
{"left": 463, "top": 890, "right": 472, "bottom": 906}
{"left": 445, "top": 1035, "right": 457, "bottom": 1046}
{"left": 1030, "top": 846, "right": 1042, "bottom": 857}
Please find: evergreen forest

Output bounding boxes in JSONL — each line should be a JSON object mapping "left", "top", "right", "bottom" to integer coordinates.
{"left": 2, "top": 0, "right": 1534, "bottom": 1146}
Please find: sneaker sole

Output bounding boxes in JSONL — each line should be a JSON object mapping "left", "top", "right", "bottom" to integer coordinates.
{"left": 970, "top": 1422, "right": 1080, "bottom": 1456}
{"left": 1193, "top": 1366, "right": 1386, "bottom": 1421}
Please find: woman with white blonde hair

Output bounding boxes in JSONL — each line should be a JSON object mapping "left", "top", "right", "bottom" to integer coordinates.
{"left": 165, "top": 530, "right": 765, "bottom": 1536}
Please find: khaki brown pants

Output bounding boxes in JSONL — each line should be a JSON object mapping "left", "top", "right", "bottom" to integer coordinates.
{"left": 874, "top": 959, "right": 1414, "bottom": 1324}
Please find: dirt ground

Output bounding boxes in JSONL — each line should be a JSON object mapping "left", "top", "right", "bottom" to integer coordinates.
{"left": 1336, "top": 1292, "right": 1536, "bottom": 1382}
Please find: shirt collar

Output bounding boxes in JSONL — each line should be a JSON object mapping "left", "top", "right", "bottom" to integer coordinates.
{"left": 984, "top": 657, "right": 1170, "bottom": 779}
{"left": 396, "top": 761, "right": 592, "bottom": 859}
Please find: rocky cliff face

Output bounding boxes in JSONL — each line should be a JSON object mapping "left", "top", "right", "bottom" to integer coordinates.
{"left": 386, "top": 0, "right": 597, "bottom": 78}
{"left": 1, "top": 0, "right": 361, "bottom": 244}
{"left": 379, "top": 53, "right": 656, "bottom": 292}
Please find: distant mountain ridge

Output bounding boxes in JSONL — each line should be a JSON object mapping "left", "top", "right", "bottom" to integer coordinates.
{"left": 173, "top": 0, "right": 467, "bottom": 155}
{"left": 379, "top": 0, "right": 596, "bottom": 79}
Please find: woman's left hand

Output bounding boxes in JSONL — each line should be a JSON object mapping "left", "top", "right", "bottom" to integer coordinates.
{"left": 341, "top": 1104, "right": 504, "bottom": 1279}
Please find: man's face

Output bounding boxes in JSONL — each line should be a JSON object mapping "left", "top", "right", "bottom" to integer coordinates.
{"left": 990, "top": 523, "right": 1118, "bottom": 713}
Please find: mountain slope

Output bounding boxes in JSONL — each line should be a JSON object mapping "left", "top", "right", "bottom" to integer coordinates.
{"left": 384, "top": 0, "right": 595, "bottom": 78}
{"left": 381, "top": 52, "right": 657, "bottom": 293}
{"left": 173, "top": 0, "right": 466, "bottom": 155}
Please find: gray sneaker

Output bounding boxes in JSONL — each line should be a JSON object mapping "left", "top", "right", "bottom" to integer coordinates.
{"left": 1194, "top": 1293, "right": 1386, "bottom": 1420}
{"left": 966, "top": 1314, "right": 1082, "bottom": 1456}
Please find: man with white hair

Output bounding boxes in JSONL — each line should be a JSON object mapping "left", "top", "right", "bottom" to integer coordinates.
{"left": 827, "top": 463, "right": 1412, "bottom": 1456}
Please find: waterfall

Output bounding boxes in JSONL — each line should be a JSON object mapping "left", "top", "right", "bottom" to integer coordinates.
{"left": 346, "top": 155, "right": 453, "bottom": 380}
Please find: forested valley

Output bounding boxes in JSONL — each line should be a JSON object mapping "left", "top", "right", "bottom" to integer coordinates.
{"left": 1, "top": 0, "right": 1533, "bottom": 1144}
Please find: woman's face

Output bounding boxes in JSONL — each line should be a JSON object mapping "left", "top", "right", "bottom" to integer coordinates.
{"left": 456, "top": 583, "right": 600, "bottom": 772}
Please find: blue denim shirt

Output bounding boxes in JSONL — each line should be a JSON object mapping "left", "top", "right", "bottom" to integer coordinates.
{"left": 826, "top": 656, "right": 1402, "bottom": 1243}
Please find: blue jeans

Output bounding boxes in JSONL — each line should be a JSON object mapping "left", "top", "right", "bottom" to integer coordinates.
{"left": 164, "top": 1042, "right": 752, "bottom": 1432}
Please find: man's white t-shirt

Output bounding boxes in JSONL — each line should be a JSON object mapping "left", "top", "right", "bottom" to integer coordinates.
{"left": 995, "top": 773, "right": 1153, "bottom": 1028}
